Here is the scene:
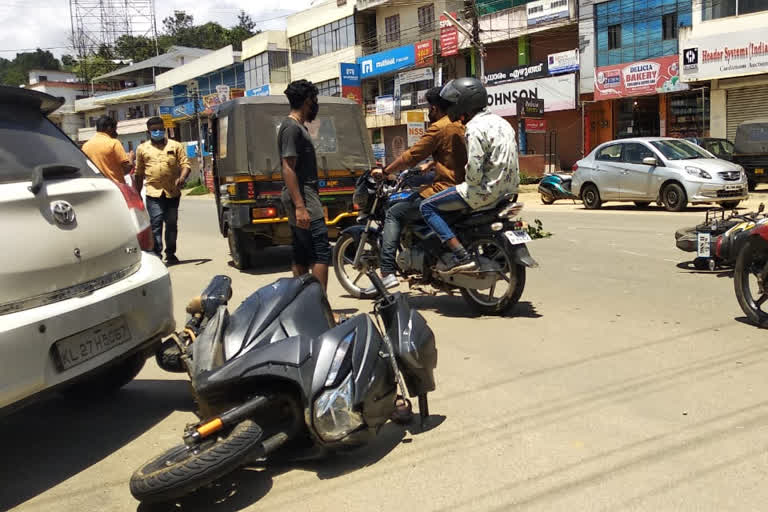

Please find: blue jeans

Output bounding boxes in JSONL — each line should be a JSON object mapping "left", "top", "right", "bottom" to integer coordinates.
{"left": 381, "top": 194, "right": 422, "bottom": 274}
{"left": 146, "top": 195, "right": 180, "bottom": 257}
{"left": 419, "top": 187, "right": 469, "bottom": 243}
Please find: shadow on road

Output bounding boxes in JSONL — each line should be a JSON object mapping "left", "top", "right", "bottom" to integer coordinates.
{"left": 227, "top": 246, "right": 294, "bottom": 276}
{"left": 167, "top": 258, "right": 212, "bottom": 267}
{"left": 581, "top": 204, "right": 713, "bottom": 213}
{"left": 137, "top": 416, "right": 446, "bottom": 512}
{"left": 675, "top": 261, "right": 734, "bottom": 278}
{"left": 407, "top": 293, "right": 542, "bottom": 319}
{"left": 0, "top": 379, "right": 193, "bottom": 511}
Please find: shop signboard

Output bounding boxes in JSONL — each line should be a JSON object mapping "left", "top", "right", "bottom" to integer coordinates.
{"left": 339, "top": 63, "right": 363, "bottom": 104}
{"left": 487, "top": 73, "right": 576, "bottom": 117}
{"left": 171, "top": 99, "right": 204, "bottom": 119}
{"left": 372, "top": 142, "right": 385, "bottom": 164}
{"left": 399, "top": 67, "right": 434, "bottom": 85}
{"left": 548, "top": 49, "right": 579, "bottom": 74}
{"left": 406, "top": 111, "right": 426, "bottom": 146}
{"left": 516, "top": 98, "right": 545, "bottom": 118}
{"left": 484, "top": 62, "right": 548, "bottom": 87}
{"left": 680, "top": 28, "right": 768, "bottom": 82}
{"left": 375, "top": 95, "right": 394, "bottom": 115}
{"left": 357, "top": 45, "right": 416, "bottom": 79}
{"left": 440, "top": 13, "right": 459, "bottom": 56}
{"left": 524, "top": 118, "right": 547, "bottom": 133}
{"left": 594, "top": 55, "right": 688, "bottom": 101}
{"left": 245, "top": 84, "right": 270, "bottom": 96}
{"left": 159, "top": 106, "right": 175, "bottom": 128}
{"left": 415, "top": 40, "right": 434, "bottom": 67}
{"left": 216, "top": 84, "right": 231, "bottom": 103}
{"left": 527, "top": 0, "right": 570, "bottom": 26}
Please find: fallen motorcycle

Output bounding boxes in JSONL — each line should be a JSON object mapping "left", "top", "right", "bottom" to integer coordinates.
{"left": 734, "top": 221, "right": 768, "bottom": 327}
{"left": 675, "top": 205, "right": 766, "bottom": 270}
{"left": 336, "top": 169, "right": 538, "bottom": 315}
{"left": 538, "top": 173, "right": 578, "bottom": 204}
{"left": 130, "top": 272, "right": 436, "bottom": 504}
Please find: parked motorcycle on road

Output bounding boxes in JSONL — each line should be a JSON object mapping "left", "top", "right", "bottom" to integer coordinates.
{"left": 734, "top": 218, "right": 768, "bottom": 327}
{"left": 130, "top": 273, "right": 437, "bottom": 504}
{"left": 335, "top": 170, "right": 538, "bottom": 315}
{"left": 538, "top": 173, "right": 578, "bottom": 205}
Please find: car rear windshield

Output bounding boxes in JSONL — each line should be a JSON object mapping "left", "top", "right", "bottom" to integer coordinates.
{"left": 650, "top": 140, "right": 712, "bottom": 160}
{"left": 0, "top": 106, "right": 95, "bottom": 184}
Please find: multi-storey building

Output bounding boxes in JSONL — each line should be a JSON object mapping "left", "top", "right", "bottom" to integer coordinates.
{"left": 24, "top": 70, "right": 94, "bottom": 141}
{"left": 241, "top": 31, "right": 291, "bottom": 96}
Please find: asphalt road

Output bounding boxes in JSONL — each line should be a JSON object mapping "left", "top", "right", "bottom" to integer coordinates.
{"left": 6, "top": 193, "right": 768, "bottom": 512}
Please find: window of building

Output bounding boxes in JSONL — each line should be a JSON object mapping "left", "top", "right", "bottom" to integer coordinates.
{"left": 608, "top": 24, "right": 621, "bottom": 50}
{"left": 316, "top": 78, "right": 340, "bottom": 97}
{"left": 289, "top": 16, "right": 356, "bottom": 63}
{"left": 245, "top": 51, "right": 288, "bottom": 90}
{"left": 662, "top": 13, "right": 677, "bottom": 40}
{"left": 38, "top": 75, "right": 47, "bottom": 82}
{"left": 701, "top": 0, "right": 737, "bottom": 19}
{"left": 418, "top": 4, "right": 435, "bottom": 33}
{"left": 385, "top": 14, "right": 400, "bottom": 43}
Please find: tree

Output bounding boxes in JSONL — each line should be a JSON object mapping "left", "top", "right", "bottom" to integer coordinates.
{"left": 163, "top": 10, "right": 194, "bottom": 37}
{"left": 73, "top": 55, "right": 118, "bottom": 83}
{"left": 114, "top": 35, "right": 160, "bottom": 62}
{"left": 61, "top": 54, "right": 76, "bottom": 67}
{"left": 229, "top": 9, "right": 260, "bottom": 51}
{"left": 236, "top": 10, "right": 256, "bottom": 32}
{"left": 0, "top": 49, "right": 61, "bottom": 86}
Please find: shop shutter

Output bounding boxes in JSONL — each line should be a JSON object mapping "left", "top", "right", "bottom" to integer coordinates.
{"left": 727, "top": 86, "right": 768, "bottom": 141}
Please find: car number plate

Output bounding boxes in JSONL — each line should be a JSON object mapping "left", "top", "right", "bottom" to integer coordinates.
{"left": 756, "top": 168, "right": 764, "bottom": 175}
{"left": 697, "top": 232, "right": 711, "bottom": 258}
{"left": 725, "top": 184, "right": 742, "bottom": 191}
{"left": 505, "top": 230, "right": 532, "bottom": 245}
{"left": 53, "top": 317, "right": 132, "bottom": 371}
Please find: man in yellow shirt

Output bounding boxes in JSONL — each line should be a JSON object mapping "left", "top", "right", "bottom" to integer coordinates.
{"left": 135, "top": 117, "right": 191, "bottom": 264}
{"left": 81, "top": 116, "right": 132, "bottom": 184}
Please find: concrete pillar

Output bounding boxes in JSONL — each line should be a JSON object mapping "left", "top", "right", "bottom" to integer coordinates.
{"left": 710, "top": 81, "right": 726, "bottom": 138}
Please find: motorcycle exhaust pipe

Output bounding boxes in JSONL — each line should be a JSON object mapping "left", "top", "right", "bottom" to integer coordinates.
{"left": 185, "top": 395, "right": 269, "bottom": 445}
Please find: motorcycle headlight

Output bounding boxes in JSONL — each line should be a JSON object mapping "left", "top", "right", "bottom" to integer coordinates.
{"left": 325, "top": 332, "right": 353, "bottom": 387}
{"left": 686, "top": 166, "right": 712, "bottom": 179}
{"left": 313, "top": 373, "right": 363, "bottom": 442}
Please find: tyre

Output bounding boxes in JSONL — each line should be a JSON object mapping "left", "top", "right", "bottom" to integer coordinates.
{"left": 581, "top": 184, "right": 602, "bottom": 209}
{"left": 634, "top": 201, "right": 651, "bottom": 208}
{"left": 155, "top": 339, "right": 186, "bottom": 373}
{"left": 748, "top": 179, "right": 757, "bottom": 192}
{"left": 662, "top": 182, "right": 687, "bottom": 212}
{"left": 64, "top": 353, "right": 145, "bottom": 397}
{"left": 540, "top": 193, "right": 555, "bottom": 205}
{"left": 228, "top": 227, "right": 252, "bottom": 270}
{"left": 734, "top": 237, "right": 768, "bottom": 327}
{"left": 332, "top": 232, "right": 380, "bottom": 299}
{"left": 130, "top": 419, "right": 264, "bottom": 504}
{"left": 460, "top": 237, "right": 526, "bottom": 315}
{"left": 720, "top": 200, "right": 741, "bottom": 210}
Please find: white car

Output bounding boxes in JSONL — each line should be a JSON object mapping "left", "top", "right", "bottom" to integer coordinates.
{"left": 0, "top": 86, "right": 174, "bottom": 413}
{"left": 572, "top": 137, "right": 749, "bottom": 212}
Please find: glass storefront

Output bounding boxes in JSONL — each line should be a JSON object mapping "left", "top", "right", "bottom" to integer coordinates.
{"left": 614, "top": 96, "right": 660, "bottom": 138}
{"left": 666, "top": 90, "right": 709, "bottom": 139}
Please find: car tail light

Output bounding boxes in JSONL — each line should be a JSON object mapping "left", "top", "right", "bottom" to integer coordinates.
{"left": 251, "top": 207, "right": 278, "bottom": 219}
{"left": 117, "top": 183, "right": 153, "bottom": 251}
{"left": 572, "top": 163, "right": 579, "bottom": 171}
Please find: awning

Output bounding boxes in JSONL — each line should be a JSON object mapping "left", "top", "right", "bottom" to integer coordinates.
{"left": 74, "top": 84, "right": 156, "bottom": 112}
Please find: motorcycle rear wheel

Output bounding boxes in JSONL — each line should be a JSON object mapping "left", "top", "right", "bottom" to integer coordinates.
{"left": 460, "top": 238, "right": 526, "bottom": 315}
{"left": 130, "top": 420, "right": 264, "bottom": 504}
{"left": 734, "top": 237, "right": 768, "bottom": 327}
{"left": 333, "top": 232, "right": 380, "bottom": 299}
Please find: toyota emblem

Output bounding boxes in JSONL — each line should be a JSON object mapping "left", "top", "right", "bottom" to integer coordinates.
{"left": 51, "top": 200, "right": 76, "bottom": 226}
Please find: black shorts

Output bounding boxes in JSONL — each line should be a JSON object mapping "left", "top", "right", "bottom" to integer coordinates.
{"left": 291, "top": 218, "right": 331, "bottom": 266}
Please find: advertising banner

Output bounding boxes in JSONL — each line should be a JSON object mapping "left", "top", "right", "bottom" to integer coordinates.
{"left": 375, "top": 95, "right": 394, "bottom": 115}
{"left": 340, "top": 62, "right": 363, "bottom": 104}
{"left": 440, "top": 13, "right": 459, "bottom": 56}
{"left": 484, "top": 62, "right": 548, "bottom": 86}
{"left": 406, "top": 111, "right": 426, "bottom": 146}
{"left": 245, "top": 84, "right": 270, "bottom": 96}
{"left": 415, "top": 40, "right": 434, "bottom": 67}
{"left": 399, "top": 67, "right": 434, "bottom": 85}
{"left": 594, "top": 55, "right": 688, "bottom": 100}
{"left": 681, "top": 28, "right": 768, "bottom": 82}
{"left": 357, "top": 45, "right": 416, "bottom": 79}
{"left": 159, "top": 106, "right": 175, "bottom": 128}
{"left": 548, "top": 49, "right": 579, "bottom": 74}
{"left": 524, "top": 118, "right": 547, "bottom": 133}
{"left": 487, "top": 73, "right": 576, "bottom": 117}
{"left": 527, "top": 0, "right": 569, "bottom": 26}
{"left": 516, "top": 98, "right": 545, "bottom": 118}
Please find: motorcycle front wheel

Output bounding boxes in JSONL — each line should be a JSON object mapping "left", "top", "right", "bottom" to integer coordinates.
{"left": 130, "top": 420, "right": 264, "bottom": 504}
{"left": 460, "top": 237, "right": 526, "bottom": 315}
{"left": 734, "top": 237, "right": 768, "bottom": 327}
{"left": 333, "top": 232, "right": 381, "bottom": 299}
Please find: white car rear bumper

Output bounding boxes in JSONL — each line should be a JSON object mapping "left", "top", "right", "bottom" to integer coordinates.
{"left": 0, "top": 251, "right": 174, "bottom": 410}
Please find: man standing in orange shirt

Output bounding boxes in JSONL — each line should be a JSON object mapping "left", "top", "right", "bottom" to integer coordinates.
{"left": 82, "top": 116, "right": 132, "bottom": 184}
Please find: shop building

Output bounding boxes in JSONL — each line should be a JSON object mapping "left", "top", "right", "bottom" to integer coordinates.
{"left": 579, "top": 0, "right": 697, "bottom": 153}
{"left": 24, "top": 70, "right": 93, "bottom": 141}
{"left": 241, "top": 31, "right": 291, "bottom": 97}
{"left": 678, "top": 3, "right": 768, "bottom": 141}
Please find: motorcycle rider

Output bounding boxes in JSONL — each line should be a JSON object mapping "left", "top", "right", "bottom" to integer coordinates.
{"left": 366, "top": 86, "right": 468, "bottom": 292}
{"left": 419, "top": 77, "right": 520, "bottom": 273}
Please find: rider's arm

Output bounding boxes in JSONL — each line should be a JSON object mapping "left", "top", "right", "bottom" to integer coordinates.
{"left": 463, "top": 126, "right": 486, "bottom": 188}
{"left": 384, "top": 122, "right": 441, "bottom": 175}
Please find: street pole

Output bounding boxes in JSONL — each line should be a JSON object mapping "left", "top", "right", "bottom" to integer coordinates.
{"left": 193, "top": 89, "right": 204, "bottom": 183}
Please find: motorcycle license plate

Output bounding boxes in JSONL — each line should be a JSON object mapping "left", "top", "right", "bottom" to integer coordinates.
{"left": 505, "top": 230, "right": 532, "bottom": 245}
{"left": 697, "top": 232, "right": 711, "bottom": 257}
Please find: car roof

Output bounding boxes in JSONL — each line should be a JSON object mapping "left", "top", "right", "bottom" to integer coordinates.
{"left": 601, "top": 137, "right": 684, "bottom": 144}
{"left": 0, "top": 85, "right": 64, "bottom": 115}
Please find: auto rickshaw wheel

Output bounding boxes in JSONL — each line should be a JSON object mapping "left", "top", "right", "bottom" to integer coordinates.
{"left": 228, "top": 228, "right": 253, "bottom": 270}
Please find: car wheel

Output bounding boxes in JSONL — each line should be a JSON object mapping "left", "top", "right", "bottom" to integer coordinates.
{"left": 634, "top": 201, "right": 651, "bottom": 208}
{"left": 663, "top": 183, "right": 687, "bottom": 212}
{"left": 582, "top": 184, "right": 602, "bottom": 209}
{"left": 720, "top": 200, "right": 741, "bottom": 210}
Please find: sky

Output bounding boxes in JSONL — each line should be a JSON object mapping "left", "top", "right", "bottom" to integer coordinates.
{"left": 0, "top": 0, "right": 315, "bottom": 60}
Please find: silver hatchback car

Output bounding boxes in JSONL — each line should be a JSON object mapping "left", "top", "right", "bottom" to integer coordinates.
{"left": 572, "top": 137, "right": 749, "bottom": 211}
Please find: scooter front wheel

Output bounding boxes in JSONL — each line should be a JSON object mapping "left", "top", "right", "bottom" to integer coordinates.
{"left": 130, "top": 420, "right": 264, "bottom": 504}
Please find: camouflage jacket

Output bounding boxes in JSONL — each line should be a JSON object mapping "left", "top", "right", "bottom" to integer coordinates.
{"left": 455, "top": 108, "right": 520, "bottom": 209}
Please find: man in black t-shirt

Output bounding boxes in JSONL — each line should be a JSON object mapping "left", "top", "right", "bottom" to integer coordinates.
{"left": 277, "top": 79, "right": 331, "bottom": 290}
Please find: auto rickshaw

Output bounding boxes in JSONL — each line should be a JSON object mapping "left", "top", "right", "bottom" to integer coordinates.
{"left": 210, "top": 96, "right": 374, "bottom": 269}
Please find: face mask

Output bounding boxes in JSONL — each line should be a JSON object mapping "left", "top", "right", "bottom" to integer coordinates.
{"left": 150, "top": 129, "right": 165, "bottom": 142}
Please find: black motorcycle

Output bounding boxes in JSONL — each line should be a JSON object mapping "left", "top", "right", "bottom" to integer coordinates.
{"left": 130, "top": 273, "right": 436, "bottom": 504}
{"left": 334, "top": 170, "right": 538, "bottom": 315}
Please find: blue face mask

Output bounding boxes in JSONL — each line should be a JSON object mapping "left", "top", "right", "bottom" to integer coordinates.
{"left": 150, "top": 129, "right": 165, "bottom": 142}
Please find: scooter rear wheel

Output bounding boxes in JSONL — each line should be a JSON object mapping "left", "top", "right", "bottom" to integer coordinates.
{"left": 130, "top": 419, "right": 264, "bottom": 504}
{"left": 540, "top": 193, "right": 555, "bottom": 205}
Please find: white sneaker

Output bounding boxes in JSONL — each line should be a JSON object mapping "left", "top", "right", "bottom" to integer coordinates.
{"left": 363, "top": 273, "right": 399, "bottom": 295}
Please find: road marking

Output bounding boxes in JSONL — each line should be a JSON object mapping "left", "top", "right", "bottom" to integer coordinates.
{"left": 621, "top": 250, "right": 648, "bottom": 257}
{"left": 664, "top": 258, "right": 678, "bottom": 263}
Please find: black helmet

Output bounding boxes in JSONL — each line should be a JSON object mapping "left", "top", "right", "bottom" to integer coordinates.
{"left": 440, "top": 77, "right": 488, "bottom": 121}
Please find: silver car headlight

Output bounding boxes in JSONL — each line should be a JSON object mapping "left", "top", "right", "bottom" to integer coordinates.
{"left": 313, "top": 373, "right": 363, "bottom": 442}
{"left": 685, "top": 166, "right": 712, "bottom": 179}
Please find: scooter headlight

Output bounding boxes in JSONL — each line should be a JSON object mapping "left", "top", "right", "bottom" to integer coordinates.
{"left": 313, "top": 373, "right": 363, "bottom": 442}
